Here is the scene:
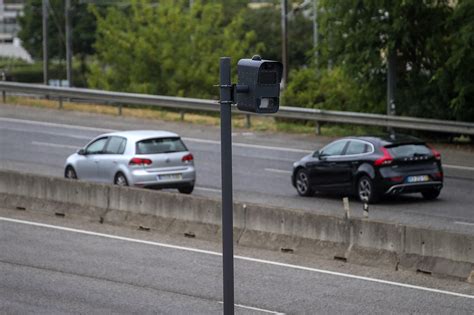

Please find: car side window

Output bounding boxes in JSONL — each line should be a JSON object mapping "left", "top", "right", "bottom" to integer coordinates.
{"left": 104, "top": 137, "right": 127, "bottom": 154}
{"left": 85, "top": 137, "right": 108, "bottom": 155}
{"left": 320, "top": 140, "right": 348, "bottom": 157}
{"left": 345, "top": 141, "right": 371, "bottom": 155}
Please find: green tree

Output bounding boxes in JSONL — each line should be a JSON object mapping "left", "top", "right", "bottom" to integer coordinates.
{"left": 241, "top": 1, "right": 313, "bottom": 72}
{"left": 316, "top": 0, "right": 453, "bottom": 117}
{"left": 89, "top": 0, "right": 262, "bottom": 98}
{"left": 18, "top": 0, "right": 98, "bottom": 60}
{"left": 440, "top": 0, "right": 474, "bottom": 121}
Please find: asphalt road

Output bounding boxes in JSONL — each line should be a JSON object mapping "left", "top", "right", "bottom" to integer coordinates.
{"left": 1, "top": 103, "right": 474, "bottom": 233}
{"left": 1, "top": 212, "right": 474, "bottom": 314}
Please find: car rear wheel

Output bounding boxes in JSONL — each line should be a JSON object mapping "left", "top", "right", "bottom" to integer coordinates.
{"left": 64, "top": 166, "right": 77, "bottom": 179}
{"left": 114, "top": 173, "right": 129, "bottom": 186}
{"left": 357, "top": 175, "right": 379, "bottom": 204}
{"left": 421, "top": 189, "right": 440, "bottom": 200}
{"left": 295, "top": 169, "right": 314, "bottom": 197}
{"left": 178, "top": 185, "right": 194, "bottom": 194}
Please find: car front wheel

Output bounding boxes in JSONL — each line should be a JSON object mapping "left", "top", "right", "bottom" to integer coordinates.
{"left": 295, "top": 169, "right": 314, "bottom": 197}
{"left": 357, "top": 175, "right": 379, "bottom": 204}
{"left": 64, "top": 166, "right": 77, "bottom": 179}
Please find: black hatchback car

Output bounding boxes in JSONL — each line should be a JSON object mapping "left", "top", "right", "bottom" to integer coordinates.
{"left": 291, "top": 135, "right": 443, "bottom": 203}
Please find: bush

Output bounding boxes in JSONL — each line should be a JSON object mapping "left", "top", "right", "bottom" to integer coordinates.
{"left": 282, "top": 66, "right": 377, "bottom": 113}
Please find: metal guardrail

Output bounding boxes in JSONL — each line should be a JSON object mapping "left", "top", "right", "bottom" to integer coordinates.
{"left": 1, "top": 81, "right": 474, "bottom": 135}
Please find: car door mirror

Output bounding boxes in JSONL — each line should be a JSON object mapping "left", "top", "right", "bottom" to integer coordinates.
{"left": 77, "top": 148, "right": 86, "bottom": 155}
{"left": 312, "top": 150, "right": 320, "bottom": 158}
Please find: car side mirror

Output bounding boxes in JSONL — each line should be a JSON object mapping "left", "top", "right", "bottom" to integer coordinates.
{"left": 312, "top": 150, "right": 320, "bottom": 158}
{"left": 77, "top": 148, "right": 86, "bottom": 155}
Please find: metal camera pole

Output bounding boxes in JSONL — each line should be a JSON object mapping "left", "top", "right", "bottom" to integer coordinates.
{"left": 219, "top": 57, "right": 234, "bottom": 314}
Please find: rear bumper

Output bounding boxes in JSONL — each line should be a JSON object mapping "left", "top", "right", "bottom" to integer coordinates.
{"left": 384, "top": 181, "right": 443, "bottom": 195}
{"left": 129, "top": 166, "right": 196, "bottom": 187}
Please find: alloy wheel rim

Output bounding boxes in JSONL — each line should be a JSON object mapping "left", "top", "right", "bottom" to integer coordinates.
{"left": 296, "top": 172, "right": 308, "bottom": 194}
{"left": 359, "top": 178, "right": 371, "bottom": 201}
{"left": 66, "top": 168, "right": 75, "bottom": 179}
{"left": 116, "top": 175, "right": 127, "bottom": 186}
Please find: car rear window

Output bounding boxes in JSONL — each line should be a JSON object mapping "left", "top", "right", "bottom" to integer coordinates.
{"left": 386, "top": 144, "right": 431, "bottom": 158}
{"left": 136, "top": 137, "right": 187, "bottom": 154}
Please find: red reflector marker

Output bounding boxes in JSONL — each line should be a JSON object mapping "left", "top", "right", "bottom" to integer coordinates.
{"left": 129, "top": 157, "right": 152, "bottom": 166}
{"left": 182, "top": 153, "right": 194, "bottom": 162}
{"left": 374, "top": 147, "right": 393, "bottom": 166}
{"left": 388, "top": 176, "right": 403, "bottom": 182}
{"left": 428, "top": 145, "right": 441, "bottom": 160}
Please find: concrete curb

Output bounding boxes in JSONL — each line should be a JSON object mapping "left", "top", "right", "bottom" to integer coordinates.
{"left": 1, "top": 170, "right": 473, "bottom": 282}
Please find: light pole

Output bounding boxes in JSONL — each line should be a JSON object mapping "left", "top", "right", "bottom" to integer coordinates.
{"left": 42, "top": 0, "right": 49, "bottom": 85}
{"left": 65, "top": 0, "right": 72, "bottom": 86}
{"left": 281, "top": 0, "right": 288, "bottom": 89}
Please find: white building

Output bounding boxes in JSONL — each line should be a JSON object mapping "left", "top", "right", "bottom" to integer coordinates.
{"left": 0, "top": 0, "right": 32, "bottom": 62}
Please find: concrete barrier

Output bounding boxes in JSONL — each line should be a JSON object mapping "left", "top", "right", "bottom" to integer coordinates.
{"left": 0, "top": 169, "right": 473, "bottom": 282}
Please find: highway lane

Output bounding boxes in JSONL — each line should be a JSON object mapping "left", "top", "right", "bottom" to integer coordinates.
{"left": 1, "top": 215, "right": 474, "bottom": 314}
{"left": 1, "top": 105, "right": 474, "bottom": 233}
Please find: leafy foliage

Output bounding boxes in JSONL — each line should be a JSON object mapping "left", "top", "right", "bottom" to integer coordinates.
{"left": 18, "top": 0, "right": 97, "bottom": 60}
{"left": 88, "top": 0, "right": 261, "bottom": 98}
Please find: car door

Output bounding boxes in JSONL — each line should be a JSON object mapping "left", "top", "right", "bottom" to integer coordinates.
{"left": 307, "top": 140, "right": 349, "bottom": 189}
{"left": 98, "top": 136, "right": 127, "bottom": 183}
{"left": 331, "top": 140, "right": 373, "bottom": 190}
{"left": 75, "top": 137, "right": 108, "bottom": 181}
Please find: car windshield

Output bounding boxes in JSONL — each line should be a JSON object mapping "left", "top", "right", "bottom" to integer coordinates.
{"left": 386, "top": 144, "right": 431, "bottom": 158}
{"left": 136, "top": 137, "right": 187, "bottom": 154}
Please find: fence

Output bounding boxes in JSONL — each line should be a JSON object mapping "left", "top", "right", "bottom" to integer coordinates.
{"left": 1, "top": 81, "right": 474, "bottom": 135}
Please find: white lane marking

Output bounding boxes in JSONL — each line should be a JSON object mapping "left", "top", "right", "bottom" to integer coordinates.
{"left": 1, "top": 117, "right": 311, "bottom": 154}
{"left": 195, "top": 187, "right": 222, "bottom": 193}
{"left": 32, "top": 141, "right": 80, "bottom": 150}
{"left": 0, "top": 117, "right": 115, "bottom": 133}
{"left": 0, "top": 217, "right": 282, "bottom": 315}
{"left": 444, "top": 164, "right": 474, "bottom": 172}
{"left": 265, "top": 168, "right": 292, "bottom": 175}
{"left": 5, "top": 117, "right": 474, "bottom": 171}
{"left": 1, "top": 217, "right": 474, "bottom": 301}
{"left": 183, "top": 137, "right": 311, "bottom": 154}
{"left": 1, "top": 126, "right": 92, "bottom": 140}
{"left": 454, "top": 221, "right": 474, "bottom": 227}
{"left": 217, "top": 302, "right": 284, "bottom": 315}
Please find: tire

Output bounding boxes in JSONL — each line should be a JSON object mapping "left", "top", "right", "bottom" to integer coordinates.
{"left": 114, "top": 172, "right": 129, "bottom": 186}
{"left": 178, "top": 185, "right": 194, "bottom": 194}
{"left": 64, "top": 166, "right": 77, "bottom": 179}
{"left": 295, "top": 169, "right": 314, "bottom": 197}
{"left": 421, "top": 189, "right": 440, "bottom": 200}
{"left": 357, "top": 175, "right": 379, "bottom": 204}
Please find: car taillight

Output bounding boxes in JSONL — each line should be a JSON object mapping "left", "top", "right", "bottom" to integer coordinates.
{"left": 433, "top": 172, "right": 443, "bottom": 180}
{"left": 129, "top": 157, "right": 152, "bottom": 166}
{"left": 428, "top": 145, "right": 441, "bottom": 160}
{"left": 374, "top": 147, "right": 393, "bottom": 166}
{"left": 388, "top": 176, "right": 403, "bottom": 182}
{"left": 182, "top": 153, "right": 194, "bottom": 163}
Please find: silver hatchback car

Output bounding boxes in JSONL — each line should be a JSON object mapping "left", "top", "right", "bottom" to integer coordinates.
{"left": 64, "top": 130, "right": 196, "bottom": 194}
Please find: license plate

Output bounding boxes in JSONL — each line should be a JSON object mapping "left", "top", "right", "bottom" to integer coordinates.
{"left": 406, "top": 175, "right": 430, "bottom": 183}
{"left": 158, "top": 174, "right": 182, "bottom": 181}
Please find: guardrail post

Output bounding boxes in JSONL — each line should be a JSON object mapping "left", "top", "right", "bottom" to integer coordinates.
{"left": 180, "top": 110, "right": 185, "bottom": 121}
{"left": 58, "top": 97, "right": 63, "bottom": 109}
{"left": 315, "top": 121, "right": 322, "bottom": 135}
{"left": 118, "top": 104, "right": 123, "bottom": 116}
{"left": 245, "top": 114, "right": 251, "bottom": 128}
{"left": 1, "top": 72, "right": 6, "bottom": 103}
